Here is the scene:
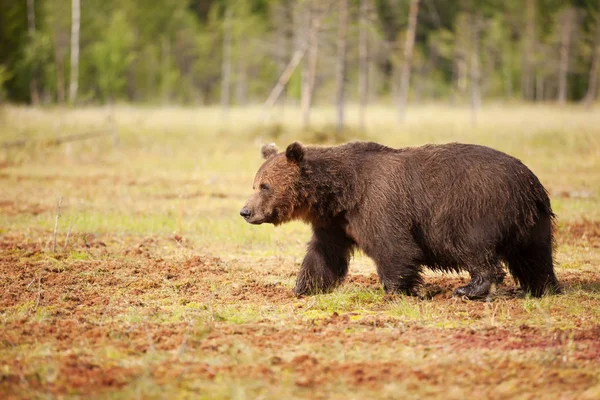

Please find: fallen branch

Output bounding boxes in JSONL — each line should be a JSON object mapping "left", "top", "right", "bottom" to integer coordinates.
{"left": 259, "top": 0, "right": 337, "bottom": 124}
{"left": 261, "top": 46, "right": 308, "bottom": 123}
{"left": 1, "top": 130, "right": 112, "bottom": 149}
{"left": 1, "top": 139, "right": 28, "bottom": 148}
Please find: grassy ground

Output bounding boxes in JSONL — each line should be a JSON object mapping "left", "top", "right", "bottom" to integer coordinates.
{"left": 1, "top": 104, "right": 599, "bottom": 399}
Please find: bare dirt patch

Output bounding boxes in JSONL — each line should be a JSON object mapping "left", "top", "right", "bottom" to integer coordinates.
{"left": 0, "top": 200, "right": 48, "bottom": 216}
{"left": 558, "top": 219, "right": 600, "bottom": 247}
{"left": 230, "top": 281, "right": 293, "bottom": 302}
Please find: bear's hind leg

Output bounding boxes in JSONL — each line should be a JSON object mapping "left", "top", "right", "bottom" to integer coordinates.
{"left": 506, "top": 242, "right": 559, "bottom": 297}
{"left": 294, "top": 226, "right": 355, "bottom": 296}
{"left": 505, "top": 215, "right": 560, "bottom": 297}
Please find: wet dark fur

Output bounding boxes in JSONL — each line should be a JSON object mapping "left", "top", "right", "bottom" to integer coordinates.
{"left": 241, "top": 141, "right": 560, "bottom": 299}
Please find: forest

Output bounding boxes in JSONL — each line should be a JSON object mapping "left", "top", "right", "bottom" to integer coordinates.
{"left": 1, "top": 0, "right": 600, "bottom": 114}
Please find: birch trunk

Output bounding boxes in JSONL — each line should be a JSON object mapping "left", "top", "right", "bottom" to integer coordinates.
{"left": 469, "top": 13, "right": 482, "bottom": 125}
{"left": 584, "top": 8, "right": 600, "bottom": 107}
{"left": 221, "top": 8, "right": 232, "bottom": 119}
{"left": 275, "top": 2, "right": 287, "bottom": 107}
{"left": 301, "top": 3, "right": 320, "bottom": 130}
{"left": 335, "top": 0, "right": 348, "bottom": 132}
{"left": 397, "top": 0, "right": 420, "bottom": 122}
{"left": 56, "top": 47, "right": 65, "bottom": 103}
{"left": 358, "top": 0, "right": 369, "bottom": 130}
{"left": 521, "top": 0, "right": 535, "bottom": 101}
{"left": 27, "top": 0, "right": 40, "bottom": 105}
{"left": 558, "top": 7, "right": 575, "bottom": 105}
{"left": 68, "top": 0, "right": 80, "bottom": 104}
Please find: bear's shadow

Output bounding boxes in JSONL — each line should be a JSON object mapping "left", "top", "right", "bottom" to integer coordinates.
{"left": 345, "top": 274, "right": 598, "bottom": 301}
{"left": 407, "top": 278, "right": 600, "bottom": 302}
{"left": 414, "top": 283, "right": 522, "bottom": 301}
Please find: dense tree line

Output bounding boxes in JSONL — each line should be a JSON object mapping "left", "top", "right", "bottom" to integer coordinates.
{"left": 1, "top": 0, "right": 599, "bottom": 109}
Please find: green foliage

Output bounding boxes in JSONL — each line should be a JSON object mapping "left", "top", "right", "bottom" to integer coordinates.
{"left": 191, "top": 7, "right": 223, "bottom": 103}
{"left": 21, "top": 31, "right": 54, "bottom": 94}
{"left": 1, "top": 0, "right": 599, "bottom": 104}
{"left": 0, "top": 65, "right": 13, "bottom": 101}
{"left": 0, "top": 0, "right": 30, "bottom": 102}
{"left": 90, "top": 11, "right": 135, "bottom": 102}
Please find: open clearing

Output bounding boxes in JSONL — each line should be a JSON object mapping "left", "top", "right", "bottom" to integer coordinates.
{"left": 1, "top": 105, "right": 599, "bottom": 399}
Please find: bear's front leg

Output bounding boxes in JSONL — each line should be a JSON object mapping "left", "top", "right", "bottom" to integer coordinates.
{"left": 294, "top": 226, "right": 355, "bottom": 296}
{"left": 372, "top": 252, "right": 423, "bottom": 296}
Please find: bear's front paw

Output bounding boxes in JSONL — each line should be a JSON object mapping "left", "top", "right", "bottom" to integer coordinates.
{"left": 294, "top": 279, "right": 336, "bottom": 297}
{"left": 293, "top": 279, "right": 323, "bottom": 297}
{"left": 293, "top": 285, "right": 310, "bottom": 297}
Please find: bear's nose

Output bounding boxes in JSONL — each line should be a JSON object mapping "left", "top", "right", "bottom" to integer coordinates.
{"left": 240, "top": 208, "right": 251, "bottom": 218}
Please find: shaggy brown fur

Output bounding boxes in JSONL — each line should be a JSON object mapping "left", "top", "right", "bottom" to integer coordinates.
{"left": 240, "top": 141, "right": 560, "bottom": 299}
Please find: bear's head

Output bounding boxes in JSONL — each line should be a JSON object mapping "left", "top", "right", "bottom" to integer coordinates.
{"left": 240, "top": 142, "right": 306, "bottom": 225}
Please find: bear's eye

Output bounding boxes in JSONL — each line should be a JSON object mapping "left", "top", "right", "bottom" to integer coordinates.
{"left": 260, "top": 183, "right": 271, "bottom": 192}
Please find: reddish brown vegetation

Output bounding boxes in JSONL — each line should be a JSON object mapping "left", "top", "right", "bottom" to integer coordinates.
{"left": 1, "top": 222, "right": 599, "bottom": 397}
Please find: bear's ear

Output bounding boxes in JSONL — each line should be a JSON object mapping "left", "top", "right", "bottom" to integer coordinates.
{"left": 261, "top": 143, "right": 278, "bottom": 160}
{"left": 285, "top": 142, "right": 305, "bottom": 163}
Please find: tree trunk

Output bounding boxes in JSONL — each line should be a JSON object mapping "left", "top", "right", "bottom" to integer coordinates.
{"left": 558, "top": 7, "right": 575, "bottom": 105}
{"left": 235, "top": 56, "right": 247, "bottom": 106}
{"left": 469, "top": 13, "right": 482, "bottom": 125}
{"left": 221, "top": 8, "right": 232, "bottom": 119}
{"left": 275, "top": 3, "right": 287, "bottom": 106}
{"left": 453, "top": 13, "right": 468, "bottom": 105}
{"left": 503, "top": 58, "right": 513, "bottom": 99}
{"left": 68, "top": 0, "right": 80, "bottom": 104}
{"left": 584, "top": 9, "right": 600, "bottom": 107}
{"left": 536, "top": 74, "right": 545, "bottom": 102}
{"left": 301, "top": 3, "right": 320, "bottom": 130}
{"left": 56, "top": 47, "right": 65, "bottom": 103}
{"left": 274, "top": 1, "right": 292, "bottom": 107}
{"left": 335, "top": 0, "right": 348, "bottom": 132}
{"left": 26, "top": 0, "right": 36, "bottom": 42}
{"left": 27, "top": 0, "right": 40, "bottom": 105}
{"left": 301, "top": 4, "right": 312, "bottom": 129}
{"left": 397, "top": 0, "right": 420, "bottom": 122}
{"left": 358, "top": 0, "right": 369, "bottom": 130}
{"left": 452, "top": 50, "right": 468, "bottom": 105}
{"left": 521, "top": 0, "right": 535, "bottom": 101}
{"left": 160, "top": 38, "right": 171, "bottom": 104}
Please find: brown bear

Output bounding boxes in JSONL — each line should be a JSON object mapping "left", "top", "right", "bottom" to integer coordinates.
{"left": 240, "top": 141, "right": 560, "bottom": 299}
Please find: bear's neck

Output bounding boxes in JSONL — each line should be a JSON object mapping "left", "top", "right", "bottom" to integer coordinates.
{"left": 296, "top": 155, "right": 360, "bottom": 225}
